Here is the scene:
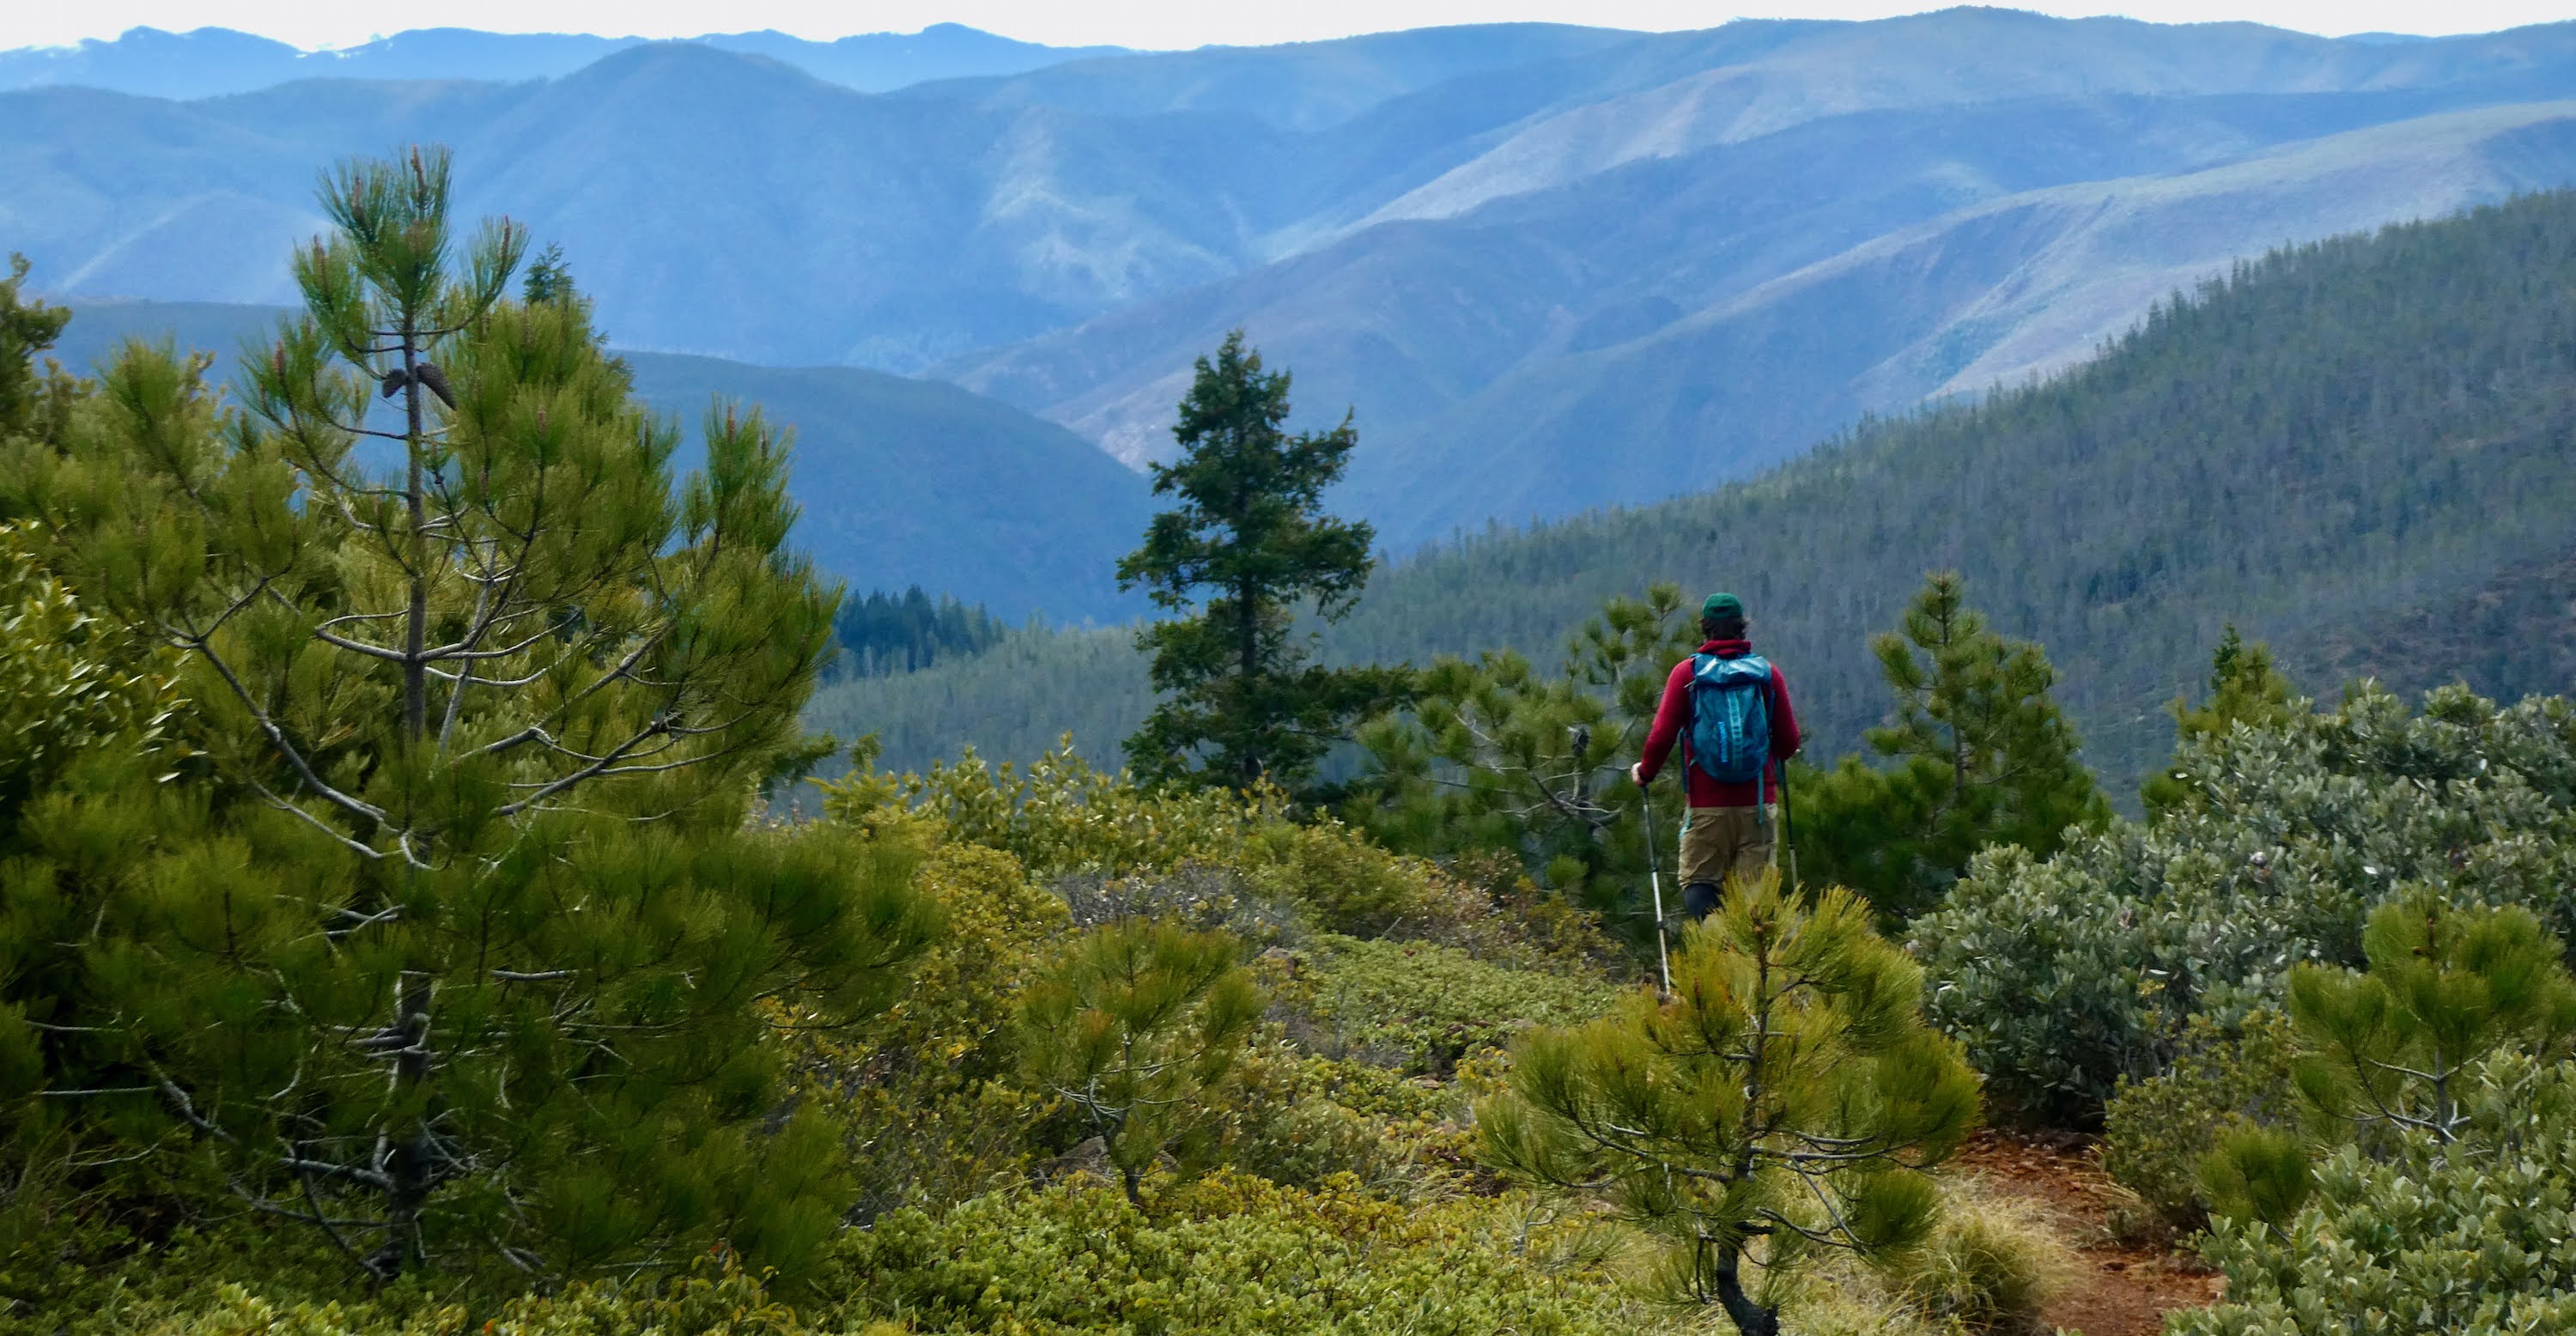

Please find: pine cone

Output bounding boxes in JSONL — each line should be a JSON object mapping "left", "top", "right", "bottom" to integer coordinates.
{"left": 412, "top": 362, "right": 455, "bottom": 409}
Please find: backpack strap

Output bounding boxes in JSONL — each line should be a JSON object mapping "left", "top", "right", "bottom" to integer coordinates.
{"left": 1682, "top": 653, "right": 1713, "bottom": 776}
{"left": 1748, "top": 654, "right": 1771, "bottom": 822}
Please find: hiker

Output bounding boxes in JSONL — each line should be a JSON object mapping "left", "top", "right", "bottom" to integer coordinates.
{"left": 1630, "top": 592, "right": 1801, "bottom": 920}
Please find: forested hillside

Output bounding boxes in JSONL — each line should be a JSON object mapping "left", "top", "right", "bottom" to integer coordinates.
{"left": 815, "top": 190, "right": 2576, "bottom": 789}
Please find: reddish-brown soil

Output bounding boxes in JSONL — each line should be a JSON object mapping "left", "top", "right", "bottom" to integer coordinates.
{"left": 1951, "top": 1130, "right": 2227, "bottom": 1336}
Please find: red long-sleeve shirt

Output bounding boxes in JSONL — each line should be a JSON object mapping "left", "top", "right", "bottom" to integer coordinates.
{"left": 1635, "top": 639, "right": 1801, "bottom": 807}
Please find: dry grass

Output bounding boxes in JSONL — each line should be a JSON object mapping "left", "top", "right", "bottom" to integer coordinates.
{"left": 1880, "top": 1181, "right": 2081, "bottom": 1334}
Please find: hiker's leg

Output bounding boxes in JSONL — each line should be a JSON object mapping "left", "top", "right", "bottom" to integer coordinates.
{"left": 1678, "top": 808, "right": 1727, "bottom": 920}
{"left": 1730, "top": 805, "right": 1777, "bottom": 889}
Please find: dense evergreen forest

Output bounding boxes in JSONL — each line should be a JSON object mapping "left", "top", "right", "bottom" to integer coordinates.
{"left": 11, "top": 150, "right": 2576, "bottom": 1336}
{"left": 813, "top": 190, "right": 2576, "bottom": 790}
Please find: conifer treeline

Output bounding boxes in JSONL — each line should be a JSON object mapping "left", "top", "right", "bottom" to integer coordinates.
{"left": 831, "top": 586, "right": 1011, "bottom": 678}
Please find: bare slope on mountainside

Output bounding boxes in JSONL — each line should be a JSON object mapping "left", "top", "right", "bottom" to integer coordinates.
{"left": 817, "top": 193, "right": 2576, "bottom": 795}
{"left": 45, "top": 301, "right": 1151, "bottom": 623}
{"left": 948, "top": 87, "right": 2566, "bottom": 461}
{"left": 949, "top": 88, "right": 2576, "bottom": 547}
{"left": 1352, "top": 99, "right": 2576, "bottom": 545}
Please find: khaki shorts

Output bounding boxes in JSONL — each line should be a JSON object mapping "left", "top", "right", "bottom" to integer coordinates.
{"left": 1679, "top": 805, "right": 1776, "bottom": 890}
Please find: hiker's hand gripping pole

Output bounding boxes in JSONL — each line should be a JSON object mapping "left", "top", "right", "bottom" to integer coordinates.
{"left": 1635, "top": 768, "right": 1672, "bottom": 996}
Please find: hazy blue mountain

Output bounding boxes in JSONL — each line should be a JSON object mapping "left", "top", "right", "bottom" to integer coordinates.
{"left": 891, "top": 24, "right": 1642, "bottom": 131}
{"left": 0, "top": 46, "right": 1300, "bottom": 365}
{"left": 13, "top": 10, "right": 2576, "bottom": 559}
{"left": 0, "top": 24, "right": 1128, "bottom": 100}
{"left": 0, "top": 27, "right": 310, "bottom": 100}
{"left": 945, "top": 90, "right": 2576, "bottom": 544}
{"left": 45, "top": 301, "right": 1152, "bottom": 623}
{"left": 1328, "top": 10, "right": 2576, "bottom": 228}
{"left": 621, "top": 354, "right": 1152, "bottom": 624}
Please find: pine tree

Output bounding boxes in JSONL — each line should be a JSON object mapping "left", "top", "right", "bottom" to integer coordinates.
{"left": 1118, "top": 331, "right": 1406, "bottom": 795}
{"left": 2286, "top": 894, "right": 2576, "bottom": 1145}
{"left": 2183, "top": 897, "right": 2576, "bottom": 1333}
{"left": 0, "top": 255, "right": 75, "bottom": 448}
{"left": 1479, "top": 874, "right": 1979, "bottom": 1336}
{"left": 0, "top": 522, "right": 190, "bottom": 1249}
{"left": 1348, "top": 584, "right": 1695, "bottom": 923}
{"left": 0, "top": 148, "right": 935, "bottom": 1280}
{"left": 519, "top": 241, "right": 574, "bottom": 305}
{"left": 2201, "top": 894, "right": 2576, "bottom": 1229}
{"left": 1016, "top": 920, "right": 1264, "bottom": 1203}
{"left": 1796, "top": 572, "right": 2111, "bottom": 918}
{"left": 2142, "top": 625, "right": 2304, "bottom": 818}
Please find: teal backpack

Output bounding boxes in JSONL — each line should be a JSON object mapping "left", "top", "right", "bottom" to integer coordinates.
{"left": 1688, "top": 653, "right": 1775, "bottom": 800}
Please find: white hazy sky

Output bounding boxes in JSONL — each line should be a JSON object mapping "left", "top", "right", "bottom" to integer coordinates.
{"left": 3, "top": 1, "right": 2565, "bottom": 52}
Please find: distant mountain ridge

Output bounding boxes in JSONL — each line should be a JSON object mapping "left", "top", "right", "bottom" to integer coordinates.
{"left": 0, "top": 24, "right": 1133, "bottom": 99}
{"left": 9, "top": 9, "right": 2576, "bottom": 560}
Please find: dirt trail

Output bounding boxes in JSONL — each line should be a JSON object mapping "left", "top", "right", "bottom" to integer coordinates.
{"left": 1952, "top": 1130, "right": 2226, "bottom": 1336}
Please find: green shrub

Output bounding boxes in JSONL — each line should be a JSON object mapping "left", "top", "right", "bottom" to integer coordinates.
{"left": 826, "top": 1171, "right": 1662, "bottom": 1335}
{"left": 1235, "top": 829, "right": 1623, "bottom": 971}
{"left": 2176, "top": 901, "right": 2576, "bottom": 1335}
{"left": 0, "top": 522, "right": 183, "bottom": 821}
{"left": 1049, "top": 861, "right": 1306, "bottom": 945}
{"left": 2099, "top": 1008, "right": 2300, "bottom": 1240}
{"left": 2172, "top": 1053, "right": 2576, "bottom": 1336}
{"left": 1282, "top": 934, "right": 1625, "bottom": 1074}
{"left": 1226, "top": 1094, "right": 1402, "bottom": 1192}
{"left": 1210, "top": 1041, "right": 1490, "bottom": 1193}
{"left": 1017, "top": 920, "right": 1266, "bottom": 1202}
{"left": 1233, "top": 819, "right": 1434, "bottom": 938}
{"left": 19, "top": 1246, "right": 805, "bottom": 1336}
{"left": 785, "top": 840, "right": 1068, "bottom": 1222}
{"left": 1913, "top": 683, "right": 2576, "bottom": 1122}
{"left": 815, "top": 734, "right": 1279, "bottom": 879}
{"left": 821, "top": 737, "right": 1627, "bottom": 973}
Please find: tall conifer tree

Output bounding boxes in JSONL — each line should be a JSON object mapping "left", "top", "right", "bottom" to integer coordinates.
{"left": 0, "top": 255, "right": 73, "bottom": 446}
{"left": 1118, "top": 331, "right": 1404, "bottom": 794}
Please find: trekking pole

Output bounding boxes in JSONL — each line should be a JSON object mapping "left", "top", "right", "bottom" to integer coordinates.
{"left": 1640, "top": 787, "right": 1673, "bottom": 996}
{"left": 1778, "top": 760, "right": 1799, "bottom": 893}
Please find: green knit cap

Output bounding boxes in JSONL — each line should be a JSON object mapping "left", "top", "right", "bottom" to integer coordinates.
{"left": 1701, "top": 592, "right": 1745, "bottom": 622}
